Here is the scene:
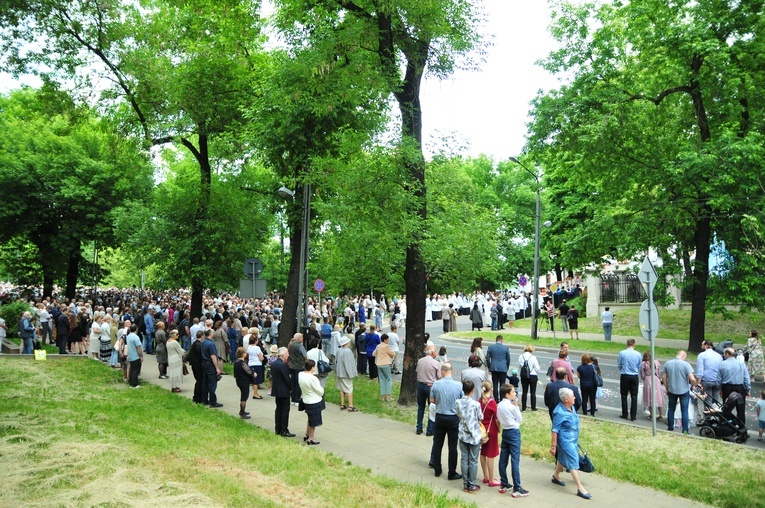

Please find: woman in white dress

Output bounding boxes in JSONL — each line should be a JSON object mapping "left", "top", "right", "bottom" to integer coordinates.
{"left": 89, "top": 315, "right": 103, "bottom": 359}
{"left": 166, "top": 330, "right": 186, "bottom": 393}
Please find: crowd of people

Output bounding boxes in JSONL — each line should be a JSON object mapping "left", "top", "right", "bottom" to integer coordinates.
{"left": 4, "top": 283, "right": 765, "bottom": 502}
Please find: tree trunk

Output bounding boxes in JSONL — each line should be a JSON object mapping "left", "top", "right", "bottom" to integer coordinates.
{"left": 396, "top": 48, "right": 428, "bottom": 405}
{"left": 555, "top": 263, "right": 563, "bottom": 283}
{"left": 183, "top": 133, "right": 210, "bottom": 320}
{"left": 280, "top": 219, "right": 302, "bottom": 347}
{"left": 688, "top": 215, "right": 711, "bottom": 353}
{"left": 65, "top": 243, "right": 79, "bottom": 300}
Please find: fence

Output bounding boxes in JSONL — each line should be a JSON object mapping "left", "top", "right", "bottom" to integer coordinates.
{"left": 600, "top": 273, "right": 646, "bottom": 303}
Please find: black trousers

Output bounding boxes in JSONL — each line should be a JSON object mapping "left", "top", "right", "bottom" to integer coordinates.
{"left": 581, "top": 385, "right": 597, "bottom": 415}
{"left": 520, "top": 375, "right": 537, "bottom": 410}
{"left": 431, "top": 413, "right": 459, "bottom": 476}
{"left": 129, "top": 359, "right": 142, "bottom": 387}
{"left": 368, "top": 357, "right": 378, "bottom": 380}
{"left": 620, "top": 374, "right": 639, "bottom": 419}
{"left": 274, "top": 396, "right": 291, "bottom": 434}
{"left": 492, "top": 371, "right": 508, "bottom": 402}
{"left": 290, "top": 368, "right": 302, "bottom": 402}
{"left": 722, "top": 383, "right": 747, "bottom": 425}
{"left": 192, "top": 365, "right": 204, "bottom": 403}
{"left": 58, "top": 333, "right": 69, "bottom": 354}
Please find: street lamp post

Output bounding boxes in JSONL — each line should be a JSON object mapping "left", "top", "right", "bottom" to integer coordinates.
{"left": 509, "top": 156, "right": 542, "bottom": 341}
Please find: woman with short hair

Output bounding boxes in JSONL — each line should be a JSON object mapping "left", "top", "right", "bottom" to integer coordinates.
{"left": 166, "top": 330, "right": 185, "bottom": 393}
{"left": 247, "top": 329, "right": 265, "bottom": 399}
{"left": 155, "top": 321, "right": 168, "bottom": 378}
{"left": 518, "top": 345, "right": 540, "bottom": 412}
{"left": 550, "top": 387, "right": 591, "bottom": 499}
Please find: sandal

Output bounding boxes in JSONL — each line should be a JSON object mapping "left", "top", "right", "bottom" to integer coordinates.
{"left": 339, "top": 405, "right": 347, "bottom": 410}
{"left": 348, "top": 407, "right": 359, "bottom": 412}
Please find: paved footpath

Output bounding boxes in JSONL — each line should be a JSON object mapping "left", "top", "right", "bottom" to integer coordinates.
{"left": 139, "top": 355, "right": 708, "bottom": 508}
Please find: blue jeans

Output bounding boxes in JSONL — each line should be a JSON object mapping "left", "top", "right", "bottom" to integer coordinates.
{"left": 378, "top": 365, "right": 392, "bottom": 396}
{"left": 142, "top": 332, "right": 154, "bottom": 354}
{"left": 22, "top": 337, "right": 34, "bottom": 354}
{"left": 603, "top": 322, "right": 612, "bottom": 341}
{"left": 459, "top": 440, "right": 480, "bottom": 489}
{"left": 667, "top": 391, "right": 690, "bottom": 432}
{"left": 499, "top": 428, "right": 522, "bottom": 490}
{"left": 181, "top": 336, "right": 190, "bottom": 351}
{"left": 491, "top": 317, "right": 498, "bottom": 330}
{"left": 416, "top": 382, "right": 432, "bottom": 433}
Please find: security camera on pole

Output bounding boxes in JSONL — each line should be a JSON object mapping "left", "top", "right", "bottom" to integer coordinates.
{"left": 638, "top": 256, "right": 659, "bottom": 436}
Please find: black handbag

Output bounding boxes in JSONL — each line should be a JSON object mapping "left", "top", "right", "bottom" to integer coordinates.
{"left": 298, "top": 398, "right": 306, "bottom": 411}
{"left": 578, "top": 445, "right": 595, "bottom": 473}
{"left": 317, "top": 357, "right": 332, "bottom": 374}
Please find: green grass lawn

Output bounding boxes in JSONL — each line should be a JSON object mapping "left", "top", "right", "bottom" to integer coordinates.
{"left": 0, "top": 358, "right": 469, "bottom": 508}
{"left": 507, "top": 308, "right": 765, "bottom": 343}
{"left": 331, "top": 373, "right": 764, "bottom": 508}
{"left": 449, "top": 331, "right": 687, "bottom": 359}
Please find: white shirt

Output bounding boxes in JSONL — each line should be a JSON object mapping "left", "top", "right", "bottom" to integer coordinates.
{"left": 497, "top": 398, "right": 522, "bottom": 429}
{"left": 0, "top": 317, "right": 6, "bottom": 339}
{"left": 519, "top": 352, "right": 541, "bottom": 376}
{"left": 388, "top": 332, "right": 400, "bottom": 352}
{"left": 247, "top": 344, "right": 264, "bottom": 366}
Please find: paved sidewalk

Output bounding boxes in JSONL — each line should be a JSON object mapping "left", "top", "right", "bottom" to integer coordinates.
{"left": 140, "top": 355, "right": 708, "bottom": 508}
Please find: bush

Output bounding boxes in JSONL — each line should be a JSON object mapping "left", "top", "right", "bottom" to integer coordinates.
{"left": 568, "top": 294, "right": 587, "bottom": 318}
{"left": 1, "top": 300, "right": 34, "bottom": 337}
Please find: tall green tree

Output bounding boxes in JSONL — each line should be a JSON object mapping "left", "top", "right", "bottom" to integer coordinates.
{"left": 527, "top": 0, "right": 765, "bottom": 351}
{"left": 1, "top": 0, "right": 264, "bottom": 317}
{"left": 274, "top": 0, "right": 485, "bottom": 401}
{"left": 0, "top": 87, "right": 152, "bottom": 298}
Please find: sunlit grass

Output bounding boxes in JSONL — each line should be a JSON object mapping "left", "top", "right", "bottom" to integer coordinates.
{"left": 0, "top": 357, "right": 470, "bottom": 508}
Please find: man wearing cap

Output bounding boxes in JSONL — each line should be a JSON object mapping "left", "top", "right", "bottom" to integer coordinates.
{"left": 416, "top": 344, "right": 441, "bottom": 436}
{"left": 272, "top": 346, "right": 295, "bottom": 437}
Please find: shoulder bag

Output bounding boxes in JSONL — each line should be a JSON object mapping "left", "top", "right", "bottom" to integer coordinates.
{"left": 578, "top": 445, "right": 595, "bottom": 473}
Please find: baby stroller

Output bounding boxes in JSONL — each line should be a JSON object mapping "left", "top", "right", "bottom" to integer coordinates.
{"left": 697, "top": 389, "right": 749, "bottom": 443}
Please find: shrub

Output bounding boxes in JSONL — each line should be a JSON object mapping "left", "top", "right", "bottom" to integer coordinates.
{"left": 1, "top": 300, "right": 34, "bottom": 337}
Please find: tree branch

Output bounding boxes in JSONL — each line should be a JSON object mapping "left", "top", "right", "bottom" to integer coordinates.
{"left": 623, "top": 86, "right": 691, "bottom": 105}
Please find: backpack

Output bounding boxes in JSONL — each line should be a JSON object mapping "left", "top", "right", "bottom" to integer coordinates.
{"left": 520, "top": 356, "right": 530, "bottom": 380}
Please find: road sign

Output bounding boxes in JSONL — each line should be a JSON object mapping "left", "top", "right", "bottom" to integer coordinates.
{"left": 638, "top": 256, "right": 658, "bottom": 294}
{"left": 243, "top": 258, "right": 263, "bottom": 280}
{"left": 519, "top": 276, "right": 528, "bottom": 287}
{"left": 638, "top": 299, "right": 660, "bottom": 341}
{"left": 314, "top": 279, "right": 325, "bottom": 293}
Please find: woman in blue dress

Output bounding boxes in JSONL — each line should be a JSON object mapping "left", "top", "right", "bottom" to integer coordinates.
{"left": 550, "top": 387, "right": 591, "bottom": 499}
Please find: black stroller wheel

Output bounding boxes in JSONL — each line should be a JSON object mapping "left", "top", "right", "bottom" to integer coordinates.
{"left": 735, "top": 433, "right": 749, "bottom": 444}
{"left": 699, "top": 426, "right": 715, "bottom": 439}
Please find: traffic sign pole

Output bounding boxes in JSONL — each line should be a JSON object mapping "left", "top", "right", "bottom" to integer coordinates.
{"left": 638, "top": 256, "right": 659, "bottom": 437}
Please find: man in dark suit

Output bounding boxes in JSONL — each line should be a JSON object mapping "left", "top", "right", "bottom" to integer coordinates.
{"left": 486, "top": 335, "right": 512, "bottom": 401}
{"left": 56, "top": 306, "right": 70, "bottom": 355}
{"left": 544, "top": 367, "right": 582, "bottom": 419}
{"left": 271, "top": 347, "right": 295, "bottom": 437}
{"left": 187, "top": 330, "right": 205, "bottom": 404}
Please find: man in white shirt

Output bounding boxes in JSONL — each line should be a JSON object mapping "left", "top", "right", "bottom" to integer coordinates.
{"left": 496, "top": 384, "right": 528, "bottom": 497}
{"left": 388, "top": 325, "right": 401, "bottom": 374}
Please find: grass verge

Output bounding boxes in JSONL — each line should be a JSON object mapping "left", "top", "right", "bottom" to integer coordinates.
{"left": 447, "top": 331, "right": 685, "bottom": 359}
{"left": 505, "top": 308, "right": 765, "bottom": 343}
{"left": 0, "top": 357, "right": 470, "bottom": 508}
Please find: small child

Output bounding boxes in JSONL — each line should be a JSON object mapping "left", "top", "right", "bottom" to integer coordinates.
{"left": 455, "top": 379, "right": 483, "bottom": 494}
{"left": 437, "top": 346, "right": 449, "bottom": 366}
{"left": 507, "top": 369, "right": 520, "bottom": 390}
{"left": 755, "top": 390, "right": 765, "bottom": 441}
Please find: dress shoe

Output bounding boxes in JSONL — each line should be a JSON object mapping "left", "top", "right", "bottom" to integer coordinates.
{"left": 434, "top": 467, "right": 442, "bottom": 477}
{"left": 209, "top": 403, "right": 223, "bottom": 408}
{"left": 619, "top": 415, "right": 628, "bottom": 420}
{"left": 239, "top": 414, "right": 251, "bottom": 419}
{"left": 447, "top": 473, "right": 463, "bottom": 481}
{"left": 577, "top": 490, "right": 592, "bottom": 500}
{"left": 282, "top": 431, "right": 296, "bottom": 438}
{"left": 416, "top": 429, "right": 423, "bottom": 435}
{"left": 425, "top": 431, "right": 433, "bottom": 437}
{"left": 551, "top": 476, "right": 566, "bottom": 487}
